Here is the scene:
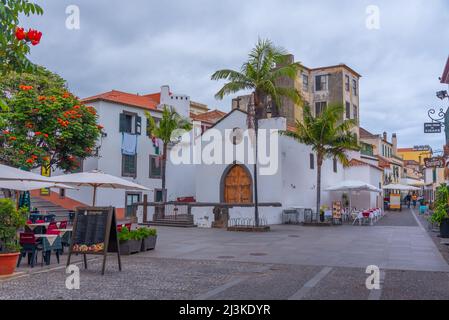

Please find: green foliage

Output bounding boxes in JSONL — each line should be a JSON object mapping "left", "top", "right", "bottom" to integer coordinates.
{"left": 0, "top": 66, "right": 66, "bottom": 101}
{"left": 430, "top": 184, "right": 449, "bottom": 225}
{"left": 0, "top": 0, "right": 44, "bottom": 74}
{"left": 136, "top": 227, "right": 157, "bottom": 239}
{"left": 118, "top": 226, "right": 156, "bottom": 242}
{"left": 211, "top": 38, "right": 302, "bottom": 114}
{"left": 0, "top": 198, "right": 27, "bottom": 253}
{"left": 117, "top": 226, "right": 131, "bottom": 242}
{"left": 282, "top": 103, "right": 360, "bottom": 166}
{"left": 0, "top": 70, "right": 102, "bottom": 171}
{"left": 145, "top": 105, "right": 192, "bottom": 145}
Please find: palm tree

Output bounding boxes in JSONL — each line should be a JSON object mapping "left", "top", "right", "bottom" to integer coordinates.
{"left": 212, "top": 38, "right": 302, "bottom": 227}
{"left": 212, "top": 38, "right": 302, "bottom": 118}
{"left": 146, "top": 106, "right": 192, "bottom": 202}
{"left": 282, "top": 103, "right": 360, "bottom": 220}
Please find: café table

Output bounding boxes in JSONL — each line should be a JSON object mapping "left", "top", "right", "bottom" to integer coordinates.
{"left": 34, "top": 234, "right": 62, "bottom": 265}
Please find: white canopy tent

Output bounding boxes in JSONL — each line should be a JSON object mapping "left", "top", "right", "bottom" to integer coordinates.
{"left": 325, "top": 180, "right": 382, "bottom": 210}
{"left": 49, "top": 170, "right": 150, "bottom": 205}
{"left": 383, "top": 184, "right": 420, "bottom": 191}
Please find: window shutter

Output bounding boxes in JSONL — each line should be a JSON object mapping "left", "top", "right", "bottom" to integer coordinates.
{"left": 119, "top": 113, "right": 126, "bottom": 132}
{"left": 135, "top": 116, "right": 142, "bottom": 135}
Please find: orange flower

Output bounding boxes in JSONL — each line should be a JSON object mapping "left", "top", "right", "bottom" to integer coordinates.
{"left": 34, "top": 132, "right": 42, "bottom": 136}
{"left": 2, "top": 130, "right": 10, "bottom": 135}
{"left": 43, "top": 156, "right": 50, "bottom": 162}
{"left": 19, "top": 85, "right": 33, "bottom": 91}
{"left": 97, "top": 125, "right": 104, "bottom": 130}
{"left": 38, "top": 96, "right": 46, "bottom": 101}
{"left": 43, "top": 133, "right": 49, "bottom": 138}
{"left": 62, "top": 92, "right": 71, "bottom": 98}
{"left": 9, "top": 136, "right": 17, "bottom": 141}
{"left": 26, "top": 159, "right": 34, "bottom": 164}
{"left": 73, "top": 105, "right": 80, "bottom": 109}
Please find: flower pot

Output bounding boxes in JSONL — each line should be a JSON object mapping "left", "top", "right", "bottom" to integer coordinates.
{"left": 440, "top": 218, "right": 449, "bottom": 238}
{"left": 119, "top": 239, "right": 141, "bottom": 255}
{"left": 141, "top": 235, "right": 157, "bottom": 251}
{"left": 0, "top": 252, "right": 20, "bottom": 276}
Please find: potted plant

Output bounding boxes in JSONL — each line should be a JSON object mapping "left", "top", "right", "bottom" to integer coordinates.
{"left": 117, "top": 226, "right": 142, "bottom": 255}
{"left": 138, "top": 227, "right": 157, "bottom": 251}
{"left": 430, "top": 184, "right": 449, "bottom": 238}
{"left": 0, "top": 199, "right": 27, "bottom": 276}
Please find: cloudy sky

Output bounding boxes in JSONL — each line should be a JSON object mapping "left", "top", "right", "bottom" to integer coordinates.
{"left": 23, "top": 0, "right": 449, "bottom": 150}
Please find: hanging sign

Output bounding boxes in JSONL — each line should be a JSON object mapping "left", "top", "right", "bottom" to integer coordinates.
{"left": 424, "top": 123, "right": 442, "bottom": 133}
{"left": 424, "top": 157, "right": 445, "bottom": 168}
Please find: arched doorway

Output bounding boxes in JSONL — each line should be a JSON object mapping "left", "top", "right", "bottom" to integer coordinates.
{"left": 221, "top": 164, "right": 252, "bottom": 203}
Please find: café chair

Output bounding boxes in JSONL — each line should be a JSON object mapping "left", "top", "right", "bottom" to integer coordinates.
{"left": 17, "top": 233, "right": 42, "bottom": 268}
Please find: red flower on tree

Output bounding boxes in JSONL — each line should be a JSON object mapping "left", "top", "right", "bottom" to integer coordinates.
{"left": 15, "top": 27, "right": 42, "bottom": 46}
{"left": 26, "top": 28, "right": 42, "bottom": 46}
{"left": 15, "top": 27, "right": 26, "bottom": 41}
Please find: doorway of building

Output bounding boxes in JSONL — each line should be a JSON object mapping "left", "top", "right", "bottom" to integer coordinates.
{"left": 125, "top": 192, "right": 141, "bottom": 218}
{"left": 223, "top": 164, "right": 252, "bottom": 203}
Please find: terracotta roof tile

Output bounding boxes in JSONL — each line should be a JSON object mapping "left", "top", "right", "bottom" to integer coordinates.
{"left": 190, "top": 109, "right": 226, "bottom": 124}
{"left": 82, "top": 90, "right": 159, "bottom": 111}
{"left": 349, "top": 158, "right": 383, "bottom": 171}
{"left": 359, "top": 127, "right": 377, "bottom": 139}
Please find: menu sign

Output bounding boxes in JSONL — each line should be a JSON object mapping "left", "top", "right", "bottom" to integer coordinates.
{"left": 332, "top": 201, "right": 342, "bottom": 219}
{"left": 67, "top": 207, "right": 122, "bottom": 275}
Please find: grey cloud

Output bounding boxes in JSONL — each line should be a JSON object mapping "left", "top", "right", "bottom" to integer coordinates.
{"left": 21, "top": 0, "right": 449, "bottom": 149}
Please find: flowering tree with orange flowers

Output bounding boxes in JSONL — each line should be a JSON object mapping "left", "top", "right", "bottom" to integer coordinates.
{"left": 0, "top": 74, "right": 103, "bottom": 171}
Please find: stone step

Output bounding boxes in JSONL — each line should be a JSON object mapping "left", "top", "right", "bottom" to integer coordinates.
{"left": 147, "top": 220, "right": 197, "bottom": 228}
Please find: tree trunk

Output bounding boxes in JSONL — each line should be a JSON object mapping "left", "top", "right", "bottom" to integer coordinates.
{"left": 253, "top": 91, "right": 261, "bottom": 227}
{"left": 316, "top": 153, "right": 323, "bottom": 222}
{"left": 254, "top": 89, "right": 266, "bottom": 120}
{"left": 161, "top": 143, "right": 168, "bottom": 202}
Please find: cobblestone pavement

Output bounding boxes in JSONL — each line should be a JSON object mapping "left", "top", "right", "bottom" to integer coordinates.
{"left": 1, "top": 210, "right": 448, "bottom": 300}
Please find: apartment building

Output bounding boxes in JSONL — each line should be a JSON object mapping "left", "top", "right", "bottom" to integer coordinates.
{"left": 231, "top": 56, "right": 361, "bottom": 133}
{"left": 359, "top": 128, "right": 404, "bottom": 185}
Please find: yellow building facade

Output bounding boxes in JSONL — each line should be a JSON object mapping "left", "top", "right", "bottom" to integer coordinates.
{"left": 397, "top": 146, "right": 432, "bottom": 166}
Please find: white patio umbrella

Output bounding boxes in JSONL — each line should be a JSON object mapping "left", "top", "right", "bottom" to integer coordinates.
{"left": 0, "top": 180, "right": 76, "bottom": 191}
{"left": 383, "top": 184, "right": 420, "bottom": 191}
{"left": 0, "top": 163, "right": 53, "bottom": 182}
{"left": 0, "top": 180, "right": 76, "bottom": 209}
{"left": 325, "top": 180, "right": 381, "bottom": 210}
{"left": 49, "top": 170, "right": 150, "bottom": 205}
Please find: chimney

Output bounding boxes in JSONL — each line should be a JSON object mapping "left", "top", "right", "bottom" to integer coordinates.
{"left": 383, "top": 132, "right": 387, "bottom": 142}
{"left": 161, "top": 85, "right": 170, "bottom": 100}
{"left": 392, "top": 133, "right": 397, "bottom": 155}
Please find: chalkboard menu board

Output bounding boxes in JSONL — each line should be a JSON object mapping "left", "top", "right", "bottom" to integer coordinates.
{"left": 67, "top": 207, "right": 122, "bottom": 275}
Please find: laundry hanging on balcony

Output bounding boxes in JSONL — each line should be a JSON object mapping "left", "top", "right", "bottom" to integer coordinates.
{"left": 151, "top": 136, "right": 161, "bottom": 155}
{"left": 122, "top": 132, "right": 138, "bottom": 156}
